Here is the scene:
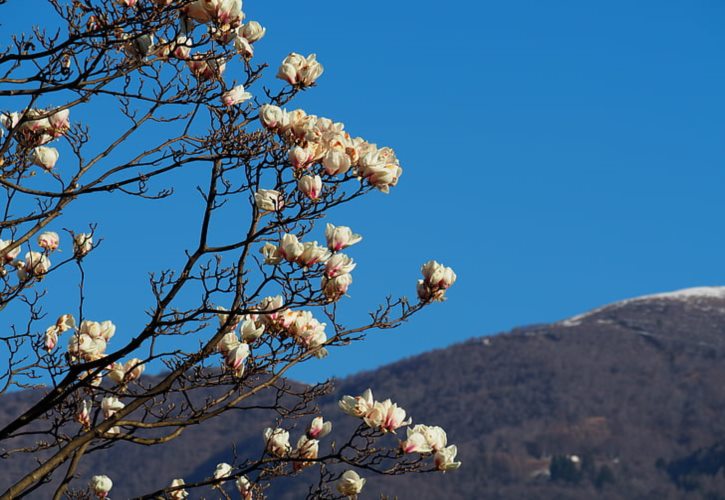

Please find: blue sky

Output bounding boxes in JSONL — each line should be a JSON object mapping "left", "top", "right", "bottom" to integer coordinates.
{"left": 1, "top": 0, "right": 724, "bottom": 383}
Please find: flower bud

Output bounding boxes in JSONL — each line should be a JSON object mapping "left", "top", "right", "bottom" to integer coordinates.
{"left": 241, "top": 21, "right": 265, "bottom": 43}
{"left": 307, "top": 416, "right": 332, "bottom": 439}
{"left": 32, "top": 146, "right": 59, "bottom": 170}
{"left": 89, "top": 475, "right": 113, "bottom": 498}
{"left": 337, "top": 470, "right": 366, "bottom": 497}
{"left": 298, "top": 175, "right": 322, "bottom": 201}
{"left": 73, "top": 233, "right": 93, "bottom": 257}
{"left": 37, "top": 231, "right": 60, "bottom": 251}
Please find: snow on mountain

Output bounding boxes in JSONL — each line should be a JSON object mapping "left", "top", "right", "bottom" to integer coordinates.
{"left": 560, "top": 286, "right": 725, "bottom": 327}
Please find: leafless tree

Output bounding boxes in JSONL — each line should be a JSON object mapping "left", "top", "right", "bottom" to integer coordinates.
{"left": 0, "top": 1, "right": 460, "bottom": 498}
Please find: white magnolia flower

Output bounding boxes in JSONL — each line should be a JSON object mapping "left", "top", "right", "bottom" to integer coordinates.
{"left": 89, "top": 475, "right": 113, "bottom": 498}
{"left": 359, "top": 147, "right": 403, "bottom": 193}
{"left": 37, "top": 231, "right": 60, "bottom": 251}
{"left": 401, "top": 424, "right": 446, "bottom": 454}
{"left": 260, "top": 242, "right": 282, "bottom": 265}
{"left": 297, "top": 241, "right": 331, "bottom": 267}
{"left": 18, "top": 251, "right": 50, "bottom": 279}
{"left": 259, "top": 104, "right": 287, "bottom": 130}
{"left": 325, "top": 224, "right": 362, "bottom": 252}
{"left": 240, "top": 318, "right": 264, "bottom": 342}
{"left": 216, "top": 331, "right": 241, "bottom": 354}
{"left": 225, "top": 342, "right": 250, "bottom": 377}
{"left": 241, "top": 21, "right": 265, "bottom": 43}
{"left": 44, "top": 327, "right": 59, "bottom": 351}
{"left": 0, "top": 239, "right": 20, "bottom": 263}
{"left": 101, "top": 396, "right": 125, "bottom": 419}
{"left": 236, "top": 476, "right": 253, "bottom": 500}
{"left": 337, "top": 470, "right": 366, "bottom": 497}
{"left": 322, "top": 273, "right": 353, "bottom": 301}
{"left": 417, "top": 260, "right": 457, "bottom": 302}
{"left": 434, "top": 444, "right": 462, "bottom": 471}
{"left": 171, "top": 36, "right": 192, "bottom": 60}
{"left": 292, "top": 435, "right": 319, "bottom": 471}
{"left": 339, "top": 389, "right": 374, "bottom": 418}
{"left": 79, "top": 320, "right": 115, "bottom": 342}
{"left": 322, "top": 148, "right": 352, "bottom": 176}
{"left": 48, "top": 108, "right": 70, "bottom": 137}
{"left": 221, "top": 85, "right": 252, "bottom": 106}
{"left": 363, "top": 399, "right": 411, "bottom": 433}
{"left": 298, "top": 174, "right": 322, "bottom": 201}
{"left": 234, "top": 34, "right": 254, "bottom": 59}
{"left": 263, "top": 427, "right": 290, "bottom": 457}
{"left": 288, "top": 145, "right": 314, "bottom": 170}
{"left": 107, "top": 358, "right": 145, "bottom": 384}
{"left": 73, "top": 233, "right": 93, "bottom": 257}
{"left": 307, "top": 416, "right": 332, "bottom": 439}
{"left": 277, "top": 53, "right": 324, "bottom": 87}
{"left": 254, "top": 189, "right": 283, "bottom": 212}
{"left": 67, "top": 333, "right": 107, "bottom": 361}
{"left": 278, "top": 234, "right": 304, "bottom": 262}
{"left": 325, "top": 253, "right": 356, "bottom": 278}
{"left": 213, "top": 462, "right": 233, "bottom": 482}
{"left": 75, "top": 399, "right": 91, "bottom": 428}
{"left": 32, "top": 146, "right": 59, "bottom": 170}
{"left": 169, "top": 478, "right": 189, "bottom": 499}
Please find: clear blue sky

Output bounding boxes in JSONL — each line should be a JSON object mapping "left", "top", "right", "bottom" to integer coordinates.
{"left": 1, "top": 1, "right": 724, "bottom": 383}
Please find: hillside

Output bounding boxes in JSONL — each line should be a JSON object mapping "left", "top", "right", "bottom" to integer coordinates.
{"left": 3, "top": 287, "right": 725, "bottom": 498}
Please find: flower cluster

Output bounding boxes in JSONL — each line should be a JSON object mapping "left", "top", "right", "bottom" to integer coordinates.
{"left": 214, "top": 306, "right": 266, "bottom": 377}
{"left": 416, "top": 260, "right": 457, "bottom": 302}
{"left": 339, "top": 388, "right": 411, "bottom": 433}
{"left": 253, "top": 296, "right": 328, "bottom": 354}
{"left": 43, "top": 313, "right": 145, "bottom": 387}
{"left": 258, "top": 224, "right": 361, "bottom": 303}
{"left": 339, "top": 388, "right": 461, "bottom": 472}
{"left": 259, "top": 105, "right": 403, "bottom": 193}
{"left": 263, "top": 416, "right": 332, "bottom": 471}
{"left": 0, "top": 230, "right": 92, "bottom": 282}
{"left": 1, "top": 107, "right": 70, "bottom": 149}
{"left": 401, "top": 424, "right": 461, "bottom": 471}
{"left": 67, "top": 319, "right": 116, "bottom": 362}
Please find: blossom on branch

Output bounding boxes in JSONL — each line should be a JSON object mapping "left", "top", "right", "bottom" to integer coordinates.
{"left": 263, "top": 427, "right": 291, "bottom": 457}
{"left": 337, "top": 470, "right": 366, "bottom": 498}
{"left": 325, "top": 224, "right": 362, "bottom": 252}
{"left": 89, "top": 475, "right": 113, "bottom": 498}
{"left": 32, "top": 146, "right": 59, "bottom": 170}
{"left": 221, "top": 85, "right": 252, "bottom": 106}
{"left": 73, "top": 233, "right": 93, "bottom": 257}
{"left": 277, "top": 52, "right": 324, "bottom": 87}
{"left": 417, "top": 260, "right": 457, "bottom": 302}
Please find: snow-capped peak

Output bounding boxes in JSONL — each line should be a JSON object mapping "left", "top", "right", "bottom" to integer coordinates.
{"left": 560, "top": 286, "right": 725, "bottom": 327}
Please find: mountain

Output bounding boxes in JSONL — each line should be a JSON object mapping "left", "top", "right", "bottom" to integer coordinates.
{"left": 3, "top": 286, "right": 725, "bottom": 499}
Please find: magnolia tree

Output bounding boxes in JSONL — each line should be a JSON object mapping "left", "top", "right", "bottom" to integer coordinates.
{"left": 0, "top": 0, "right": 460, "bottom": 498}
